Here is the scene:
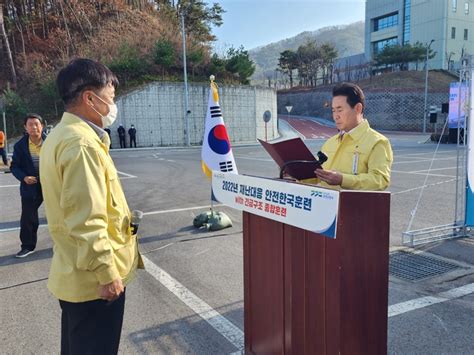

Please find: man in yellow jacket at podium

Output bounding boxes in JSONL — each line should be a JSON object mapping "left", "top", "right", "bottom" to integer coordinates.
{"left": 306, "top": 82, "right": 393, "bottom": 191}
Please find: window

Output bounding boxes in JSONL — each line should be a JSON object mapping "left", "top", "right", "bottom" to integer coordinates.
{"left": 373, "top": 37, "right": 398, "bottom": 55}
{"left": 452, "top": 27, "right": 456, "bottom": 39}
{"left": 403, "top": 0, "right": 411, "bottom": 44}
{"left": 453, "top": 0, "right": 457, "bottom": 12}
{"left": 373, "top": 13, "right": 398, "bottom": 32}
{"left": 465, "top": 29, "right": 469, "bottom": 40}
{"left": 465, "top": 2, "right": 469, "bottom": 14}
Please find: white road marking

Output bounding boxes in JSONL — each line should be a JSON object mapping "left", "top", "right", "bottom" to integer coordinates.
{"left": 233, "top": 155, "right": 272, "bottom": 162}
{"left": 391, "top": 178, "right": 457, "bottom": 195}
{"left": 142, "top": 253, "right": 472, "bottom": 351}
{"left": 391, "top": 170, "right": 456, "bottom": 178}
{"left": 142, "top": 256, "right": 244, "bottom": 351}
{"left": 117, "top": 171, "right": 137, "bottom": 178}
{"left": 0, "top": 205, "right": 221, "bottom": 233}
{"left": 392, "top": 157, "right": 456, "bottom": 165}
{"left": 0, "top": 224, "right": 48, "bottom": 232}
{"left": 143, "top": 204, "right": 220, "bottom": 216}
{"left": 388, "top": 283, "right": 474, "bottom": 317}
{"left": 0, "top": 173, "right": 135, "bottom": 185}
{"left": 393, "top": 150, "right": 454, "bottom": 157}
{"left": 411, "top": 166, "right": 457, "bottom": 173}
{"left": 195, "top": 248, "right": 210, "bottom": 257}
{"left": 143, "top": 243, "right": 175, "bottom": 254}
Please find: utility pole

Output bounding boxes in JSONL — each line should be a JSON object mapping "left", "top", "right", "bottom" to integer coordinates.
{"left": 179, "top": 6, "right": 191, "bottom": 146}
{"left": 423, "top": 39, "right": 435, "bottom": 133}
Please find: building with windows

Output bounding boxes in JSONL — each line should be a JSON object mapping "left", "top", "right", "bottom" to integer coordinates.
{"left": 365, "top": 0, "right": 474, "bottom": 70}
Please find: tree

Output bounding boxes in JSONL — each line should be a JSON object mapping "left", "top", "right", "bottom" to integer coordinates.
{"left": 153, "top": 39, "right": 176, "bottom": 79}
{"left": 209, "top": 53, "right": 226, "bottom": 78}
{"left": 177, "top": 0, "right": 224, "bottom": 42}
{"left": 374, "top": 42, "right": 435, "bottom": 71}
{"left": 108, "top": 43, "right": 148, "bottom": 84}
{"left": 4, "top": 89, "right": 28, "bottom": 136}
{"left": 296, "top": 40, "right": 320, "bottom": 86}
{"left": 277, "top": 50, "right": 298, "bottom": 88}
{"left": 0, "top": 4, "right": 17, "bottom": 87}
{"left": 319, "top": 43, "right": 338, "bottom": 84}
{"left": 225, "top": 46, "right": 255, "bottom": 85}
{"left": 187, "top": 47, "right": 205, "bottom": 78}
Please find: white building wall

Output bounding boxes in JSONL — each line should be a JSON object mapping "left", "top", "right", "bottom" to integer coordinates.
{"left": 111, "top": 82, "right": 277, "bottom": 148}
{"left": 409, "top": 0, "right": 448, "bottom": 69}
{"left": 446, "top": 0, "right": 474, "bottom": 68}
{"left": 365, "top": 0, "right": 403, "bottom": 60}
{"left": 365, "top": 0, "right": 474, "bottom": 70}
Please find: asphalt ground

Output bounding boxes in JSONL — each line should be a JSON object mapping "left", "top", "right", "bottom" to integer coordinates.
{"left": 1, "top": 126, "right": 474, "bottom": 354}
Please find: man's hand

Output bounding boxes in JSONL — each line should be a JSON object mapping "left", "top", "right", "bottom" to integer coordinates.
{"left": 98, "top": 278, "right": 124, "bottom": 302}
{"left": 314, "top": 168, "right": 343, "bottom": 186}
{"left": 23, "top": 176, "right": 37, "bottom": 184}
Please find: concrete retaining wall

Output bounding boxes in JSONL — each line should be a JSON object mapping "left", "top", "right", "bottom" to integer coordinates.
{"left": 278, "top": 88, "right": 449, "bottom": 131}
{"left": 110, "top": 82, "right": 277, "bottom": 148}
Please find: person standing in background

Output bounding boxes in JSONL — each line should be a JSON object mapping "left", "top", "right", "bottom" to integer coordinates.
{"left": 117, "top": 124, "right": 126, "bottom": 148}
{"left": 128, "top": 124, "right": 137, "bottom": 148}
{"left": 10, "top": 114, "right": 46, "bottom": 258}
{"left": 0, "top": 129, "right": 8, "bottom": 167}
{"left": 104, "top": 127, "right": 112, "bottom": 148}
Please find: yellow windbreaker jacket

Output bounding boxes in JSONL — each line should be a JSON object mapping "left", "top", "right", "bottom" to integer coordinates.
{"left": 305, "top": 119, "right": 393, "bottom": 191}
{"left": 40, "top": 112, "right": 140, "bottom": 302}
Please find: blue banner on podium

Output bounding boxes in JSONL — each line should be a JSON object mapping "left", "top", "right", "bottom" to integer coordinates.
{"left": 212, "top": 171, "right": 340, "bottom": 238}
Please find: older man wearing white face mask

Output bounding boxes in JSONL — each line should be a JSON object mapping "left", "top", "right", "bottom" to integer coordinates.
{"left": 40, "top": 58, "right": 142, "bottom": 355}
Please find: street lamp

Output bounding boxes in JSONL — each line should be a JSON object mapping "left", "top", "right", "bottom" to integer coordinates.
{"left": 447, "top": 51, "right": 455, "bottom": 71}
{"left": 423, "top": 39, "right": 435, "bottom": 133}
{"left": 178, "top": 5, "right": 191, "bottom": 146}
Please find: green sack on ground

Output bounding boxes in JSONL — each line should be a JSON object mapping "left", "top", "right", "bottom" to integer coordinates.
{"left": 193, "top": 211, "right": 213, "bottom": 228}
{"left": 205, "top": 211, "right": 233, "bottom": 231}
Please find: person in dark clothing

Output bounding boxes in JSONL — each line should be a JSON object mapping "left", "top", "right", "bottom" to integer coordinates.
{"left": 128, "top": 125, "right": 137, "bottom": 148}
{"left": 117, "top": 124, "right": 126, "bottom": 148}
{"left": 104, "top": 127, "right": 112, "bottom": 148}
{"left": 11, "top": 114, "right": 46, "bottom": 258}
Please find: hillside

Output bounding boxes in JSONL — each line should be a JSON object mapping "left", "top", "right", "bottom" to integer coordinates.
{"left": 249, "top": 21, "right": 365, "bottom": 82}
{"left": 284, "top": 70, "right": 458, "bottom": 93}
{"left": 0, "top": 1, "right": 227, "bottom": 137}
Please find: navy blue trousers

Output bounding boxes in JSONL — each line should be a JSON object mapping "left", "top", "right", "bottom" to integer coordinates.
{"left": 59, "top": 290, "right": 126, "bottom": 355}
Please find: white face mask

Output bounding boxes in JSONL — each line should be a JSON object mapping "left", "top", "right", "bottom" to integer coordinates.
{"left": 91, "top": 93, "right": 118, "bottom": 128}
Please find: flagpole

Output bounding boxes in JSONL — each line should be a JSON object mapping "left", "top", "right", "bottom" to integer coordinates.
{"left": 210, "top": 187, "right": 214, "bottom": 216}
{"left": 194, "top": 74, "right": 234, "bottom": 231}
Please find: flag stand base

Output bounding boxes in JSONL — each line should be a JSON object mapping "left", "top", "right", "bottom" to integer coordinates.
{"left": 193, "top": 209, "right": 233, "bottom": 231}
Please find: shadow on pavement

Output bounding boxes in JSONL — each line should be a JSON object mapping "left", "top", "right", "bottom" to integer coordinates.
{"left": 0, "top": 247, "right": 53, "bottom": 267}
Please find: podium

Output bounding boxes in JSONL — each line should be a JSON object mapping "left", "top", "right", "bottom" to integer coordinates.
{"left": 211, "top": 172, "right": 390, "bottom": 355}
{"left": 243, "top": 189, "right": 390, "bottom": 355}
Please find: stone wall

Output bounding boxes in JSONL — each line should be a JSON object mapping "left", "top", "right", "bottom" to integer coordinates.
{"left": 278, "top": 88, "right": 449, "bottom": 131}
{"left": 110, "top": 82, "right": 277, "bottom": 148}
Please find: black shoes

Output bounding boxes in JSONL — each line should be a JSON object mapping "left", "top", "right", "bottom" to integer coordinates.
{"left": 15, "top": 249, "right": 35, "bottom": 258}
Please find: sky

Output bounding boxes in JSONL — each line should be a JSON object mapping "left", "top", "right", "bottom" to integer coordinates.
{"left": 212, "top": 0, "right": 366, "bottom": 53}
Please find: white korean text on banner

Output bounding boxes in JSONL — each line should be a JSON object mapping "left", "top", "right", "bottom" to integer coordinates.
{"left": 201, "top": 79, "right": 238, "bottom": 178}
{"left": 449, "top": 82, "right": 468, "bottom": 129}
{"left": 212, "top": 171, "right": 340, "bottom": 238}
